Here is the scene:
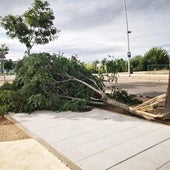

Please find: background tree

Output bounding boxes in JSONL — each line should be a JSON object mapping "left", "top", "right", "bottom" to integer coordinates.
{"left": 131, "top": 55, "right": 144, "bottom": 71}
{"left": 115, "top": 59, "right": 127, "bottom": 72}
{"left": 84, "top": 63, "right": 97, "bottom": 73}
{"left": 0, "top": 44, "right": 9, "bottom": 75}
{"left": 91, "top": 60, "right": 100, "bottom": 73}
{"left": 103, "top": 58, "right": 127, "bottom": 73}
{"left": 0, "top": 44, "right": 9, "bottom": 57}
{"left": 4, "top": 59, "right": 15, "bottom": 73}
{"left": 0, "top": 0, "right": 59, "bottom": 54}
{"left": 143, "top": 47, "right": 169, "bottom": 71}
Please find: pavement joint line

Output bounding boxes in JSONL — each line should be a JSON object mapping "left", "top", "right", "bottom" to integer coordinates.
{"left": 34, "top": 119, "right": 101, "bottom": 136}
{"left": 33, "top": 112, "right": 119, "bottom": 132}
{"left": 75, "top": 126, "right": 164, "bottom": 163}
{"left": 63, "top": 124, "right": 141, "bottom": 157}
{"left": 51, "top": 122, "right": 141, "bottom": 145}
{"left": 105, "top": 138, "right": 170, "bottom": 170}
{"left": 43, "top": 123, "right": 117, "bottom": 143}
{"left": 156, "top": 160, "right": 170, "bottom": 170}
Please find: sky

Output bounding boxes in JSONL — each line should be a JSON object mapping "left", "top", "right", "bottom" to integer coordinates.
{"left": 0, "top": 0, "right": 170, "bottom": 63}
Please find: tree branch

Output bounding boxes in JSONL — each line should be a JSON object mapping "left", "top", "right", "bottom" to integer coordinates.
{"left": 70, "top": 76, "right": 103, "bottom": 96}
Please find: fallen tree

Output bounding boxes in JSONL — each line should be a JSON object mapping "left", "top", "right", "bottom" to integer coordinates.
{"left": 67, "top": 74, "right": 168, "bottom": 120}
{"left": 0, "top": 53, "right": 169, "bottom": 121}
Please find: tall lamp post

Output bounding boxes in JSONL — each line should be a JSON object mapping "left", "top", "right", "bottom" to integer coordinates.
{"left": 123, "top": 0, "right": 132, "bottom": 77}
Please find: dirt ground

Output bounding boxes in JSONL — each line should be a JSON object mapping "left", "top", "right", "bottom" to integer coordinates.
{"left": 0, "top": 75, "right": 31, "bottom": 142}
{"left": 0, "top": 117, "right": 30, "bottom": 142}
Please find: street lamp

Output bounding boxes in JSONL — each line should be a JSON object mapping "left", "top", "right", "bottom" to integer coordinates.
{"left": 123, "top": 0, "right": 132, "bottom": 77}
{"left": 0, "top": 51, "right": 6, "bottom": 82}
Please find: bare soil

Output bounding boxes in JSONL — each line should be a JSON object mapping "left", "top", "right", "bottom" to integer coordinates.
{"left": 0, "top": 117, "right": 30, "bottom": 142}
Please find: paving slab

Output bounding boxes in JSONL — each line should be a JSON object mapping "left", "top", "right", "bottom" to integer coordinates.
{"left": 0, "top": 139, "right": 70, "bottom": 170}
{"left": 11, "top": 109, "right": 170, "bottom": 170}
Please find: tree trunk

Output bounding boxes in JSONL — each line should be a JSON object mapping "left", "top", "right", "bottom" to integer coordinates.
{"left": 164, "top": 68, "right": 170, "bottom": 119}
{"left": 27, "top": 48, "right": 30, "bottom": 55}
{"left": 71, "top": 76, "right": 169, "bottom": 120}
{"left": 103, "top": 95, "right": 164, "bottom": 120}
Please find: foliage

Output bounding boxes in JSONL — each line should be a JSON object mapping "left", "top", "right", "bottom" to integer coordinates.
{"left": 0, "top": 89, "right": 14, "bottom": 117}
{"left": 0, "top": 82, "right": 13, "bottom": 91}
{"left": 98, "top": 58, "right": 127, "bottom": 74}
{"left": 93, "top": 58, "right": 127, "bottom": 83}
{"left": 91, "top": 60, "right": 100, "bottom": 73}
{"left": 131, "top": 47, "right": 169, "bottom": 71}
{"left": 106, "top": 87, "right": 142, "bottom": 106}
{"left": 115, "top": 59, "right": 126, "bottom": 72}
{"left": 4, "top": 59, "right": 15, "bottom": 73}
{"left": 0, "top": 44, "right": 9, "bottom": 57}
{"left": 0, "top": 0, "right": 59, "bottom": 54}
{"left": 0, "top": 44, "right": 9, "bottom": 74}
{"left": 143, "top": 47, "right": 169, "bottom": 71}
{"left": 0, "top": 53, "right": 104, "bottom": 114}
{"left": 130, "top": 55, "right": 143, "bottom": 71}
{"left": 83, "top": 63, "right": 97, "bottom": 73}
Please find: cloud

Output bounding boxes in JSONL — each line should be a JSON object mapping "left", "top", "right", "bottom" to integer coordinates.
{"left": 0, "top": 0, "right": 170, "bottom": 62}
{"left": 128, "top": 0, "right": 170, "bottom": 14}
{"left": 52, "top": 0, "right": 123, "bottom": 31}
{"left": 0, "top": 0, "right": 31, "bottom": 16}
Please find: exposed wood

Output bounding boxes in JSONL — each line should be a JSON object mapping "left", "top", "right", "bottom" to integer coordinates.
{"left": 129, "top": 108, "right": 165, "bottom": 120}
{"left": 67, "top": 74, "right": 169, "bottom": 121}
{"left": 134, "top": 94, "right": 166, "bottom": 110}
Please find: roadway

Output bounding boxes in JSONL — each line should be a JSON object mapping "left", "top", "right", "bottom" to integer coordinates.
{"left": 113, "top": 72, "right": 168, "bottom": 97}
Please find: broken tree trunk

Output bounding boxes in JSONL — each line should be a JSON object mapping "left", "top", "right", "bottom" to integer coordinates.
{"left": 71, "top": 76, "right": 168, "bottom": 120}
{"left": 103, "top": 94, "right": 166, "bottom": 120}
{"left": 134, "top": 94, "right": 166, "bottom": 110}
{"left": 129, "top": 94, "right": 166, "bottom": 120}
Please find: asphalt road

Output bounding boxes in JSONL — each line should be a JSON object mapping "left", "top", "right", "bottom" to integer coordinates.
{"left": 117, "top": 80, "right": 168, "bottom": 97}
{"left": 116, "top": 73, "right": 168, "bottom": 97}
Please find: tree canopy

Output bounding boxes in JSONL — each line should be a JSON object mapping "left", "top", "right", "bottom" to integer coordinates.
{"left": 0, "top": 44, "right": 9, "bottom": 57}
{"left": 0, "top": 53, "right": 103, "bottom": 114}
{"left": 131, "top": 47, "right": 169, "bottom": 71}
{"left": 130, "top": 55, "right": 143, "bottom": 71}
{"left": 0, "top": 0, "right": 59, "bottom": 54}
{"left": 143, "top": 47, "right": 169, "bottom": 70}
{"left": 4, "top": 59, "right": 15, "bottom": 73}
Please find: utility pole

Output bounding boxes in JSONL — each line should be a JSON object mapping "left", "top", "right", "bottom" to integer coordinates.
{"left": 123, "top": 0, "right": 132, "bottom": 77}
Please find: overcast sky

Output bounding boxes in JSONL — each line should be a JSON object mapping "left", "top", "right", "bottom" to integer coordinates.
{"left": 0, "top": 0, "right": 170, "bottom": 62}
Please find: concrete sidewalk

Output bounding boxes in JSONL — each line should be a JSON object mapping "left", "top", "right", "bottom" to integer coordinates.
{"left": 11, "top": 109, "right": 170, "bottom": 170}
{"left": 0, "top": 139, "right": 70, "bottom": 170}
